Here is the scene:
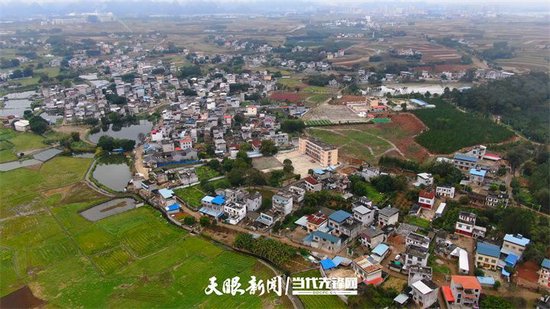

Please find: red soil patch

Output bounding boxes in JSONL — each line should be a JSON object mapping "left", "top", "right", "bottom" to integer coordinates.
{"left": 378, "top": 113, "right": 431, "bottom": 162}
{"left": 517, "top": 261, "right": 540, "bottom": 283}
{"left": 269, "top": 91, "right": 303, "bottom": 103}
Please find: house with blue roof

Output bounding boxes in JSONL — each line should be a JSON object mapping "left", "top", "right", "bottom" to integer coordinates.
{"left": 370, "top": 243, "right": 390, "bottom": 262}
{"left": 164, "top": 203, "right": 181, "bottom": 214}
{"left": 453, "top": 153, "right": 479, "bottom": 170}
{"left": 199, "top": 195, "right": 226, "bottom": 219}
{"left": 328, "top": 210, "right": 362, "bottom": 238}
{"left": 538, "top": 258, "right": 550, "bottom": 287}
{"left": 475, "top": 241, "right": 501, "bottom": 270}
{"left": 469, "top": 168, "right": 487, "bottom": 185}
{"left": 306, "top": 230, "right": 342, "bottom": 252}
{"left": 502, "top": 234, "right": 530, "bottom": 259}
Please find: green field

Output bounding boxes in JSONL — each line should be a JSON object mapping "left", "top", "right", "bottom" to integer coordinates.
{"left": 294, "top": 270, "right": 347, "bottom": 309}
{"left": 308, "top": 127, "right": 393, "bottom": 162}
{"left": 0, "top": 128, "right": 46, "bottom": 162}
{"left": 412, "top": 101, "right": 515, "bottom": 154}
{"left": 404, "top": 215, "right": 431, "bottom": 229}
{"left": 0, "top": 157, "right": 290, "bottom": 307}
{"left": 195, "top": 165, "right": 221, "bottom": 181}
{"left": 175, "top": 185, "right": 206, "bottom": 209}
{"left": 305, "top": 120, "right": 333, "bottom": 126}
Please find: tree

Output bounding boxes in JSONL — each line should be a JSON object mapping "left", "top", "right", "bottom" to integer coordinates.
{"left": 260, "top": 140, "right": 278, "bottom": 156}
{"left": 283, "top": 159, "right": 294, "bottom": 174}
{"left": 281, "top": 119, "right": 305, "bottom": 133}
{"left": 71, "top": 132, "right": 80, "bottom": 142}
{"left": 183, "top": 216, "right": 196, "bottom": 226}
{"left": 480, "top": 295, "right": 513, "bottom": 309}
{"left": 29, "top": 115, "right": 49, "bottom": 135}
{"left": 199, "top": 216, "right": 211, "bottom": 227}
{"left": 401, "top": 103, "right": 407, "bottom": 111}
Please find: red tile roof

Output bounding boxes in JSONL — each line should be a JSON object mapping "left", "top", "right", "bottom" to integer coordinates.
{"left": 306, "top": 212, "right": 328, "bottom": 225}
{"left": 441, "top": 285, "right": 454, "bottom": 302}
{"left": 304, "top": 176, "right": 319, "bottom": 185}
{"left": 451, "top": 275, "right": 481, "bottom": 290}
{"left": 419, "top": 190, "right": 435, "bottom": 199}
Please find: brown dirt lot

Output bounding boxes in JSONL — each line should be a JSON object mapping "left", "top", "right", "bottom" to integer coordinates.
{"left": 517, "top": 260, "right": 540, "bottom": 284}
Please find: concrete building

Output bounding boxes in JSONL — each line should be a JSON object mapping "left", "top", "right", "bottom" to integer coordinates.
{"left": 445, "top": 276, "right": 481, "bottom": 307}
{"left": 378, "top": 206, "right": 399, "bottom": 227}
{"left": 436, "top": 186, "right": 455, "bottom": 199}
{"left": 538, "top": 258, "right": 550, "bottom": 288}
{"left": 298, "top": 137, "right": 338, "bottom": 167}
{"left": 501, "top": 234, "right": 530, "bottom": 260}
{"left": 475, "top": 241, "right": 500, "bottom": 270}
{"left": 272, "top": 192, "right": 293, "bottom": 216}
{"left": 353, "top": 205, "right": 375, "bottom": 226}
{"left": 411, "top": 279, "right": 439, "bottom": 308}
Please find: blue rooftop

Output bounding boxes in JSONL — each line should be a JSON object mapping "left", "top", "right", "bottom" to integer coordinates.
{"left": 199, "top": 207, "right": 224, "bottom": 218}
{"left": 372, "top": 243, "right": 389, "bottom": 257}
{"left": 476, "top": 276, "right": 495, "bottom": 286}
{"left": 410, "top": 98, "right": 428, "bottom": 106}
{"left": 542, "top": 258, "right": 550, "bottom": 269}
{"left": 505, "top": 253, "right": 518, "bottom": 267}
{"left": 476, "top": 242, "right": 500, "bottom": 258}
{"left": 320, "top": 259, "right": 336, "bottom": 270}
{"left": 469, "top": 168, "right": 487, "bottom": 177}
{"left": 329, "top": 210, "right": 352, "bottom": 223}
{"left": 158, "top": 188, "right": 174, "bottom": 199}
{"left": 165, "top": 203, "right": 180, "bottom": 212}
{"left": 313, "top": 169, "right": 325, "bottom": 175}
{"left": 212, "top": 195, "right": 225, "bottom": 205}
{"left": 454, "top": 153, "right": 478, "bottom": 163}
{"left": 311, "top": 231, "right": 340, "bottom": 244}
{"left": 504, "top": 234, "right": 530, "bottom": 247}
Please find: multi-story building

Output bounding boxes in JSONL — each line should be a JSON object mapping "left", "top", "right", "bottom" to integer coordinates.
{"left": 328, "top": 210, "right": 362, "bottom": 238}
{"left": 359, "top": 226, "right": 386, "bottom": 249}
{"left": 408, "top": 266, "right": 433, "bottom": 286}
{"left": 223, "top": 202, "right": 247, "bottom": 225}
{"left": 308, "top": 231, "right": 342, "bottom": 252}
{"left": 353, "top": 205, "right": 375, "bottom": 226}
{"left": 378, "top": 206, "right": 399, "bottom": 227}
{"left": 538, "top": 258, "right": 550, "bottom": 288}
{"left": 414, "top": 173, "right": 434, "bottom": 187}
{"left": 245, "top": 191, "right": 262, "bottom": 212}
{"left": 352, "top": 256, "right": 383, "bottom": 285}
{"left": 406, "top": 232, "right": 431, "bottom": 250}
{"left": 405, "top": 245, "right": 430, "bottom": 269}
{"left": 436, "top": 186, "right": 455, "bottom": 199}
{"left": 305, "top": 211, "right": 328, "bottom": 232}
{"left": 501, "top": 234, "right": 530, "bottom": 260}
{"left": 453, "top": 153, "right": 479, "bottom": 170}
{"left": 475, "top": 241, "right": 501, "bottom": 270}
{"left": 272, "top": 192, "right": 293, "bottom": 216}
{"left": 303, "top": 176, "right": 322, "bottom": 192}
{"left": 444, "top": 276, "right": 482, "bottom": 307}
{"left": 469, "top": 168, "right": 487, "bottom": 185}
{"left": 298, "top": 137, "right": 338, "bottom": 167}
{"left": 418, "top": 190, "right": 435, "bottom": 209}
{"left": 411, "top": 279, "right": 439, "bottom": 308}
{"left": 455, "top": 211, "right": 486, "bottom": 238}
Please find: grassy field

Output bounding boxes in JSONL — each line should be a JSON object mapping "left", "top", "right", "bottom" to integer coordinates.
{"left": 294, "top": 270, "right": 347, "bottom": 309}
{"left": 0, "top": 156, "right": 290, "bottom": 307}
{"left": 412, "top": 101, "right": 515, "bottom": 154}
{"left": 174, "top": 185, "right": 206, "bottom": 209}
{"left": 0, "top": 128, "right": 47, "bottom": 162}
{"left": 195, "top": 165, "right": 221, "bottom": 181}
{"left": 308, "top": 127, "right": 392, "bottom": 163}
{"left": 404, "top": 215, "right": 431, "bottom": 229}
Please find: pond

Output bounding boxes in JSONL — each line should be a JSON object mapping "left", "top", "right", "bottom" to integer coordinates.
{"left": 80, "top": 198, "right": 137, "bottom": 221}
{"left": 369, "top": 83, "right": 472, "bottom": 96}
{"left": 92, "top": 163, "right": 132, "bottom": 191}
{"left": 0, "top": 99, "right": 32, "bottom": 118}
{"left": 88, "top": 120, "right": 153, "bottom": 144}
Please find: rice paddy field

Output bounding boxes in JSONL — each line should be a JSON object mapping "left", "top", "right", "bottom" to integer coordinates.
{"left": 0, "top": 156, "right": 289, "bottom": 308}
{"left": 0, "top": 128, "right": 47, "bottom": 163}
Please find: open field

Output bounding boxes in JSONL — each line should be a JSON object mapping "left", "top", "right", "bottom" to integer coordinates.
{"left": 0, "top": 128, "right": 47, "bottom": 162}
{"left": 293, "top": 269, "right": 347, "bottom": 309}
{"left": 195, "top": 165, "right": 221, "bottom": 181}
{"left": 175, "top": 185, "right": 206, "bottom": 209}
{"left": 412, "top": 101, "right": 515, "bottom": 154}
{"left": 307, "top": 113, "right": 429, "bottom": 163}
{"left": 0, "top": 156, "right": 290, "bottom": 307}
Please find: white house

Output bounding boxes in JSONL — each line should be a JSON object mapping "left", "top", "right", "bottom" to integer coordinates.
{"left": 414, "top": 173, "right": 434, "bottom": 187}
{"left": 353, "top": 205, "right": 374, "bottom": 226}
{"left": 406, "top": 232, "right": 430, "bottom": 250}
{"left": 411, "top": 279, "right": 439, "bottom": 308}
{"left": 245, "top": 191, "right": 262, "bottom": 212}
{"left": 223, "top": 202, "right": 247, "bottom": 225}
{"left": 405, "top": 245, "right": 429, "bottom": 269}
{"left": 436, "top": 186, "right": 455, "bottom": 199}
{"left": 272, "top": 193, "right": 293, "bottom": 216}
{"left": 378, "top": 206, "right": 399, "bottom": 227}
{"left": 14, "top": 119, "right": 30, "bottom": 132}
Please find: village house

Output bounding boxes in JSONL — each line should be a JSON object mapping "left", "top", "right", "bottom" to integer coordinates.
{"left": 453, "top": 153, "right": 479, "bottom": 170}
{"left": 272, "top": 192, "right": 293, "bottom": 216}
{"left": 469, "top": 168, "right": 487, "bottom": 185}
{"left": 352, "top": 255, "right": 384, "bottom": 285}
{"left": 414, "top": 173, "right": 434, "bottom": 187}
{"left": 475, "top": 241, "right": 501, "bottom": 270}
{"left": 308, "top": 230, "right": 342, "bottom": 252}
{"left": 303, "top": 176, "right": 322, "bottom": 192}
{"left": 406, "top": 232, "right": 431, "bottom": 250}
{"left": 378, "top": 206, "right": 399, "bottom": 227}
{"left": 245, "top": 191, "right": 262, "bottom": 211}
{"left": 327, "top": 210, "right": 362, "bottom": 238}
{"left": 223, "top": 202, "right": 247, "bottom": 225}
{"left": 405, "top": 245, "right": 430, "bottom": 269}
{"left": 501, "top": 234, "right": 530, "bottom": 260}
{"left": 443, "top": 276, "right": 482, "bottom": 308}
{"left": 455, "top": 211, "right": 486, "bottom": 238}
{"left": 418, "top": 190, "right": 435, "bottom": 209}
{"left": 411, "top": 279, "right": 439, "bottom": 308}
{"left": 157, "top": 188, "right": 175, "bottom": 206}
{"left": 538, "top": 258, "right": 550, "bottom": 288}
{"left": 353, "top": 205, "right": 375, "bottom": 226}
{"left": 436, "top": 186, "right": 456, "bottom": 199}
{"left": 306, "top": 211, "right": 328, "bottom": 232}
{"left": 359, "top": 226, "right": 387, "bottom": 249}
{"left": 408, "top": 266, "right": 433, "bottom": 285}
{"left": 200, "top": 195, "right": 225, "bottom": 219}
